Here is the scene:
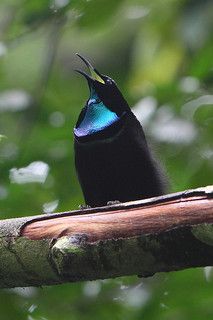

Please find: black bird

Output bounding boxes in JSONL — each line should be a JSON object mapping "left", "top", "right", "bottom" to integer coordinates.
{"left": 74, "top": 54, "right": 165, "bottom": 207}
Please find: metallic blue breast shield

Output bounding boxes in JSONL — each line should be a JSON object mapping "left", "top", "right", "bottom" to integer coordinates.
{"left": 74, "top": 94, "right": 119, "bottom": 137}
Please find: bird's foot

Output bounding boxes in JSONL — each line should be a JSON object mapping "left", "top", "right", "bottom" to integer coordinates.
{"left": 78, "top": 204, "right": 91, "bottom": 210}
{"left": 107, "top": 200, "right": 121, "bottom": 206}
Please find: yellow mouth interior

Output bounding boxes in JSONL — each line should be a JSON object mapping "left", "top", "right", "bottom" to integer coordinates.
{"left": 89, "top": 67, "right": 105, "bottom": 84}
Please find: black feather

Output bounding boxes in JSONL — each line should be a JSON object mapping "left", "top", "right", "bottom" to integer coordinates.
{"left": 74, "top": 54, "right": 166, "bottom": 207}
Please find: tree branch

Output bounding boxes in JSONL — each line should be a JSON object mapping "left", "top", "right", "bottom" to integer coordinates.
{"left": 0, "top": 186, "right": 212, "bottom": 288}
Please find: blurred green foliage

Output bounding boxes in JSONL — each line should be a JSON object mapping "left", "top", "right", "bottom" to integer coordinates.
{"left": 0, "top": 0, "right": 213, "bottom": 319}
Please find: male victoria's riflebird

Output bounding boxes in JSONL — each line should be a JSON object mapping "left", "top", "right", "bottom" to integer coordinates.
{"left": 74, "top": 54, "right": 165, "bottom": 207}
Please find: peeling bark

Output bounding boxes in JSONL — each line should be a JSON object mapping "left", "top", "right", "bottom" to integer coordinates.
{"left": 0, "top": 186, "right": 212, "bottom": 288}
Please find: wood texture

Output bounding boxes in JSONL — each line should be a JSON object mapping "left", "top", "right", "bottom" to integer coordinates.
{"left": 22, "top": 189, "right": 213, "bottom": 242}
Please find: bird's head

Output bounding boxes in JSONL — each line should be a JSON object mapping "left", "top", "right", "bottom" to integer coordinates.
{"left": 74, "top": 54, "right": 130, "bottom": 138}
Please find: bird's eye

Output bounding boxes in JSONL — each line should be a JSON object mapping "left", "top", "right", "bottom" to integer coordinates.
{"left": 106, "top": 79, "right": 111, "bottom": 84}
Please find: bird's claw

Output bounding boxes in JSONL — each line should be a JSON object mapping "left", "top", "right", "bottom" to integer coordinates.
{"left": 107, "top": 200, "right": 121, "bottom": 206}
{"left": 78, "top": 204, "right": 91, "bottom": 210}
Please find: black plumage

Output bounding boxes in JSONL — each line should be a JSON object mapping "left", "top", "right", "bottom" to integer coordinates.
{"left": 74, "top": 54, "right": 166, "bottom": 207}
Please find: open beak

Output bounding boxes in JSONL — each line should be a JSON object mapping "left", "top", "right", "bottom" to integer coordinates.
{"left": 75, "top": 53, "right": 105, "bottom": 84}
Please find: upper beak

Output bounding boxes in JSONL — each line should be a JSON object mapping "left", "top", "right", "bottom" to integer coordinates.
{"left": 75, "top": 53, "right": 105, "bottom": 84}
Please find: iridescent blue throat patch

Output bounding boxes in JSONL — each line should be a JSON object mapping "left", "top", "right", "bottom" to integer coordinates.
{"left": 74, "top": 92, "right": 119, "bottom": 137}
